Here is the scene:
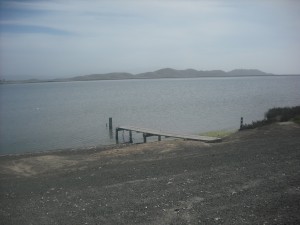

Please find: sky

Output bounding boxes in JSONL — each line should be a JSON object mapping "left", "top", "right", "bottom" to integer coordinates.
{"left": 0, "top": 0, "right": 300, "bottom": 79}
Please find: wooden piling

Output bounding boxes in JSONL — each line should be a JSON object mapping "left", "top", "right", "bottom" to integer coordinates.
{"left": 109, "top": 117, "right": 113, "bottom": 130}
{"left": 129, "top": 131, "right": 133, "bottom": 143}
{"left": 115, "top": 128, "right": 119, "bottom": 144}
{"left": 158, "top": 135, "right": 161, "bottom": 141}
{"left": 143, "top": 133, "right": 147, "bottom": 143}
{"left": 109, "top": 128, "right": 113, "bottom": 139}
{"left": 240, "top": 117, "right": 244, "bottom": 130}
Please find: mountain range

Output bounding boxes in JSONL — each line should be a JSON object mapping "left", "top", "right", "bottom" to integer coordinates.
{"left": 55, "top": 68, "right": 273, "bottom": 82}
{"left": 1, "top": 69, "right": 276, "bottom": 84}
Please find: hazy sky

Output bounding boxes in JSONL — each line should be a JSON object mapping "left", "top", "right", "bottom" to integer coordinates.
{"left": 0, "top": 0, "right": 300, "bottom": 79}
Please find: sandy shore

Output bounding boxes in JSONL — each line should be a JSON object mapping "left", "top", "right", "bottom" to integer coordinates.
{"left": 0, "top": 122, "right": 300, "bottom": 224}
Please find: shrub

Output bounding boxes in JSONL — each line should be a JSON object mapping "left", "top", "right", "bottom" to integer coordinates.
{"left": 240, "top": 106, "right": 300, "bottom": 130}
{"left": 240, "top": 119, "right": 271, "bottom": 130}
{"left": 293, "top": 115, "right": 300, "bottom": 124}
{"left": 265, "top": 106, "right": 300, "bottom": 122}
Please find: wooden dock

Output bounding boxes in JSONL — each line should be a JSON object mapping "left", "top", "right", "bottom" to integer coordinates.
{"left": 115, "top": 126, "right": 222, "bottom": 144}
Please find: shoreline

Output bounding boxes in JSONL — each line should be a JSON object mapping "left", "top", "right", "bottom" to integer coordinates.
{"left": 2, "top": 74, "right": 300, "bottom": 85}
{"left": 1, "top": 122, "right": 300, "bottom": 224}
{"left": 0, "top": 142, "right": 132, "bottom": 158}
{"left": 0, "top": 130, "right": 209, "bottom": 157}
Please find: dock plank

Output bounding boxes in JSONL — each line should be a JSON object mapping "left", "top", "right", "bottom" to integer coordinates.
{"left": 116, "top": 126, "right": 221, "bottom": 143}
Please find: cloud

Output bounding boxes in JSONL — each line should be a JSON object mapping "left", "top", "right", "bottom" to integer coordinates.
{"left": 1, "top": 0, "right": 300, "bottom": 78}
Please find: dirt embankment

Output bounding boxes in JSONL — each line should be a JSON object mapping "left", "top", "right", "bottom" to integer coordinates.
{"left": 0, "top": 122, "right": 300, "bottom": 224}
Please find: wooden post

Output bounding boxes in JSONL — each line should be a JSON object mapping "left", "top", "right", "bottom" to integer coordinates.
{"left": 129, "top": 131, "right": 133, "bottom": 143}
{"left": 143, "top": 133, "right": 147, "bottom": 143}
{"left": 158, "top": 135, "right": 161, "bottom": 141}
{"left": 109, "top": 128, "right": 113, "bottom": 139}
{"left": 109, "top": 117, "right": 113, "bottom": 130}
{"left": 115, "top": 128, "right": 119, "bottom": 144}
{"left": 240, "top": 117, "right": 243, "bottom": 130}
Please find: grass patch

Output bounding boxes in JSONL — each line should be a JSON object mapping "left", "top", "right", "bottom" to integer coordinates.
{"left": 201, "top": 130, "right": 235, "bottom": 138}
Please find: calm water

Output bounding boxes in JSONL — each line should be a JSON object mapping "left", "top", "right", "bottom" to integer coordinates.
{"left": 1, "top": 76, "right": 299, "bottom": 154}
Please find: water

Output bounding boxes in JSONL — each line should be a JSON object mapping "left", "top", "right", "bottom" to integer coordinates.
{"left": 1, "top": 76, "right": 299, "bottom": 154}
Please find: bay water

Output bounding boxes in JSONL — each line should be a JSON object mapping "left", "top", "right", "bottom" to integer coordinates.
{"left": 1, "top": 76, "right": 299, "bottom": 154}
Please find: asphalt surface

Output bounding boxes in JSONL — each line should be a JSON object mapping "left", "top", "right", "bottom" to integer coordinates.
{"left": 0, "top": 122, "right": 300, "bottom": 225}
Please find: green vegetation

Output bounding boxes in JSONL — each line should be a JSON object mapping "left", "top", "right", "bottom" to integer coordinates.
{"left": 240, "top": 106, "right": 300, "bottom": 130}
{"left": 201, "top": 130, "right": 235, "bottom": 138}
{"left": 265, "top": 106, "right": 300, "bottom": 122}
{"left": 292, "top": 115, "right": 300, "bottom": 124}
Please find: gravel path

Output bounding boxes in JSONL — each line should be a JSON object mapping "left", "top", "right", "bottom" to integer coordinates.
{"left": 1, "top": 122, "right": 300, "bottom": 224}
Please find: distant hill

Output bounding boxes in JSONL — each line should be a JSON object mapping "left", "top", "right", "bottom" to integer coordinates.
{"left": 227, "top": 69, "right": 272, "bottom": 76}
{"left": 136, "top": 68, "right": 228, "bottom": 78}
{"left": 137, "top": 68, "right": 273, "bottom": 79}
{"left": 1, "top": 68, "right": 276, "bottom": 84}
{"left": 66, "top": 68, "right": 273, "bottom": 81}
{"left": 65, "top": 73, "right": 133, "bottom": 81}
